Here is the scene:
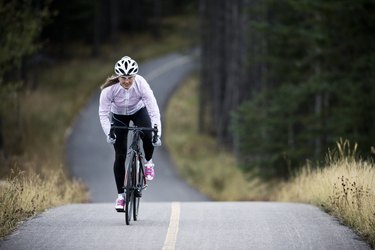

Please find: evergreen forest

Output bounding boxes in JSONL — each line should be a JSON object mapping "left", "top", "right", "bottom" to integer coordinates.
{"left": 199, "top": 0, "right": 375, "bottom": 179}
{"left": 1, "top": 0, "right": 374, "bottom": 180}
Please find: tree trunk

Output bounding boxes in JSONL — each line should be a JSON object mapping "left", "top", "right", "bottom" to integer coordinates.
{"left": 0, "top": 115, "right": 3, "bottom": 153}
{"left": 91, "top": 1, "right": 101, "bottom": 57}
{"left": 152, "top": 1, "right": 162, "bottom": 39}
{"left": 109, "top": 0, "right": 119, "bottom": 42}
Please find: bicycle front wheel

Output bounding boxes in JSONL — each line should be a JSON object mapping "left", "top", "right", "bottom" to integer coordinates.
{"left": 133, "top": 157, "right": 144, "bottom": 221}
{"left": 125, "top": 154, "right": 136, "bottom": 225}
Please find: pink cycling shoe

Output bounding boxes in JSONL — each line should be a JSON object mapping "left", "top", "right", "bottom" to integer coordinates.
{"left": 115, "top": 197, "right": 125, "bottom": 212}
{"left": 145, "top": 160, "right": 155, "bottom": 181}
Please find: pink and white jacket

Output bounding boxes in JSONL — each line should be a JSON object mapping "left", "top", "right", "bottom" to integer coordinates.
{"left": 98, "top": 75, "right": 161, "bottom": 137}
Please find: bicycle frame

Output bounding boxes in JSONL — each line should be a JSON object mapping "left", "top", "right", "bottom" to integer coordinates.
{"left": 109, "top": 124, "right": 158, "bottom": 225}
{"left": 126, "top": 129, "right": 147, "bottom": 196}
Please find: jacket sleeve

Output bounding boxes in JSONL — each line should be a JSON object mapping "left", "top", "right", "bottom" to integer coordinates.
{"left": 139, "top": 76, "right": 162, "bottom": 137}
{"left": 98, "top": 87, "right": 112, "bottom": 136}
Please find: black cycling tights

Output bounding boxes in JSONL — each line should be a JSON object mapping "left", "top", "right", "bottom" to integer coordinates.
{"left": 112, "top": 108, "right": 154, "bottom": 193}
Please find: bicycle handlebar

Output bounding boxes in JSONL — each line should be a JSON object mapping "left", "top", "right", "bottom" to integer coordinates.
{"left": 109, "top": 124, "right": 159, "bottom": 143}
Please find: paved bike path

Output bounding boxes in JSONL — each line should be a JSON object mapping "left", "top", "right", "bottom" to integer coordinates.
{"left": 0, "top": 202, "right": 370, "bottom": 250}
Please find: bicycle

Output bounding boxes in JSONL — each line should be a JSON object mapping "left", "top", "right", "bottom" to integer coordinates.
{"left": 109, "top": 123, "right": 159, "bottom": 225}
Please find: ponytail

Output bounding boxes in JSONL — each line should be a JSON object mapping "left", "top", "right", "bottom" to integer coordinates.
{"left": 100, "top": 75, "right": 119, "bottom": 90}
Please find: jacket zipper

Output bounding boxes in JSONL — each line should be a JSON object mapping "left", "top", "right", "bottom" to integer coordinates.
{"left": 124, "top": 89, "right": 129, "bottom": 114}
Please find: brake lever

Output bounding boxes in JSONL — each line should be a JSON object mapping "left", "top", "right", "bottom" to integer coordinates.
{"left": 109, "top": 124, "right": 116, "bottom": 139}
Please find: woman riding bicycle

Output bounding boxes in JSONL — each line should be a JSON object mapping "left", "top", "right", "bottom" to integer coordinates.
{"left": 98, "top": 56, "right": 162, "bottom": 211}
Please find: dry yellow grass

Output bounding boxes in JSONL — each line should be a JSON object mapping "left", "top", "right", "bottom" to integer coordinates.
{"left": 165, "top": 74, "right": 270, "bottom": 201}
{"left": 0, "top": 165, "right": 87, "bottom": 238}
{"left": 274, "top": 140, "right": 375, "bottom": 247}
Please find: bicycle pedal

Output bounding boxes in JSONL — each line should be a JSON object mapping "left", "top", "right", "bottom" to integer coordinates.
{"left": 115, "top": 208, "right": 125, "bottom": 213}
{"left": 135, "top": 189, "right": 142, "bottom": 197}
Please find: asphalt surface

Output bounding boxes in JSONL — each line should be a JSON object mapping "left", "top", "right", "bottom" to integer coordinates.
{"left": 0, "top": 202, "right": 370, "bottom": 250}
{"left": 0, "top": 52, "right": 371, "bottom": 250}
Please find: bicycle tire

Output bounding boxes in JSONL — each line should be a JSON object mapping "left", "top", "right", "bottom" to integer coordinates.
{"left": 133, "top": 158, "right": 144, "bottom": 221}
{"left": 125, "top": 153, "right": 135, "bottom": 225}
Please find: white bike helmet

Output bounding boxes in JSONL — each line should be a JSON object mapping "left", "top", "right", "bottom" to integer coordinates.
{"left": 114, "top": 56, "right": 138, "bottom": 76}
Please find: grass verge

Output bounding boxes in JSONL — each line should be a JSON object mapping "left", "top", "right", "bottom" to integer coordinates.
{"left": 165, "top": 75, "right": 375, "bottom": 248}
{"left": 275, "top": 140, "right": 375, "bottom": 247}
{"left": 165, "top": 74, "right": 272, "bottom": 201}
{"left": 0, "top": 167, "right": 86, "bottom": 238}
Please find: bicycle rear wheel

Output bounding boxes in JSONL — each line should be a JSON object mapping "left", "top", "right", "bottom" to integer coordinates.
{"left": 125, "top": 154, "right": 136, "bottom": 225}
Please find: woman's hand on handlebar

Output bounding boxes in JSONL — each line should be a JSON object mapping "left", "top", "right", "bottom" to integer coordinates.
{"left": 107, "top": 126, "right": 116, "bottom": 144}
{"left": 152, "top": 124, "right": 161, "bottom": 147}
{"left": 152, "top": 137, "right": 162, "bottom": 147}
{"left": 107, "top": 134, "right": 116, "bottom": 144}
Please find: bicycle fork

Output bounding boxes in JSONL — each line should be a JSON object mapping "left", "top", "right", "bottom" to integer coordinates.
{"left": 135, "top": 154, "right": 148, "bottom": 198}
